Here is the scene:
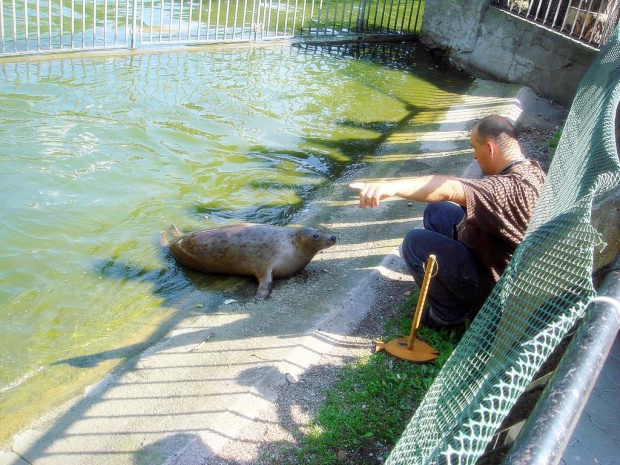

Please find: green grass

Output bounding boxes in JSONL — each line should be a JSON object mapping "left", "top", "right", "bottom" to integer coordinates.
{"left": 266, "top": 292, "right": 464, "bottom": 464}
{"left": 548, "top": 129, "right": 562, "bottom": 159}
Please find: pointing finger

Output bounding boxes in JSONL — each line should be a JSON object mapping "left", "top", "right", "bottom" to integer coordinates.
{"left": 348, "top": 182, "right": 365, "bottom": 191}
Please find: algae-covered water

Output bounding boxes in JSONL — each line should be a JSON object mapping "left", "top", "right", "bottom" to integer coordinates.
{"left": 0, "top": 42, "right": 471, "bottom": 441}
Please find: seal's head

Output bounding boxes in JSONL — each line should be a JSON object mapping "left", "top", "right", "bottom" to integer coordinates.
{"left": 294, "top": 227, "right": 337, "bottom": 256}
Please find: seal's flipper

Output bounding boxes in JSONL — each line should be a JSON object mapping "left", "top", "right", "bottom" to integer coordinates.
{"left": 255, "top": 269, "right": 274, "bottom": 300}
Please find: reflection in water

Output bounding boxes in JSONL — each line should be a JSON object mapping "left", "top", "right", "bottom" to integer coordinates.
{"left": 0, "top": 42, "right": 471, "bottom": 439}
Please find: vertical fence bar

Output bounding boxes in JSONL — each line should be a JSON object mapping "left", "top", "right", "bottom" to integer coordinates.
{"left": 127, "top": 0, "right": 132, "bottom": 43}
{"left": 197, "top": 0, "right": 203, "bottom": 39}
{"left": 115, "top": 0, "right": 120, "bottom": 46}
{"left": 249, "top": 0, "right": 256, "bottom": 39}
{"left": 176, "top": 0, "right": 182, "bottom": 41}
{"left": 168, "top": 0, "right": 173, "bottom": 42}
{"left": 11, "top": 0, "right": 17, "bottom": 53}
{"left": 245, "top": 0, "right": 251, "bottom": 39}
{"left": 148, "top": 0, "right": 153, "bottom": 43}
{"left": 372, "top": 0, "right": 380, "bottom": 34}
{"left": 313, "top": 0, "right": 320, "bottom": 34}
{"left": 36, "top": 0, "right": 42, "bottom": 50}
{"left": 283, "top": 0, "right": 290, "bottom": 35}
{"left": 260, "top": 0, "right": 268, "bottom": 38}
{"left": 331, "top": 0, "right": 339, "bottom": 35}
{"left": 215, "top": 0, "right": 221, "bottom": 40}
{"left": 24, "top": 0, "right": 29, "bottom": 51}
{"left": 0, "top": 0, "right": 4, "bottom": 54}
{"left": 345, "top": 0, "right": 353, "bottom": 32}
{"left": 103, "top": 0, "right": 108, "bottom": 46}
{"left": 158, "top": 0, "right": 164, "bottom": 43}
{"left": 139, "top": 0, "right": 144, "bottom": 43}
{"left": 81, "top": 0, "right": 85, "bottom": 48}
{"left": 59, "top": 0, "right": 64, "bottom": 49}
{"left": 207, "top": 0, "right": 212, "bottom": 40}
{"left": 533, "top": 0, "right": 544, "bottom": 21}
{"left": 52, "top": 0, "right": 56, "bottom": 50}
{"left": 525, "top": 0, "right": 534, "bottom": 17}
{"left": 266, "top": 0, "right": 272, "bottom": 37}
{"left": 399, "top": 0, "right": 407, "bottom": 32}
{"left": 386, "top": 0, "right": 395, "bottom": 33}
{"left": 323, "top": 0, "right": 331, "bottom": 35}
{"left": 588, "top": 0, "right": 608, "bottom": 45}
{"left": 91, "top": 0, "right": 96, "bottom": 48}
{"left": 275, "top": 0, "right": 280, "bottom": 35}
{"left": 70, "top": 0, "right": 75, "bottom": 49}
{"left": 233, "top": 0, "right": 239, "bottom": 39}
{"left": 299, "top": 0, "right": 307, "bottom": 34}
{"left": 542, "top": 0, "right": 553, "bottom": 25}
{"left": 252, "top": 0, "right": 258, "bottom": 39}
{"left": 315, "top": 0, "right": 322, "bottom": 35}
{"left": 578, "top": 0, "right": 595, "bottom": 41}
{"left": 126, "top": 0, "right": 130, "bottom": 44}
{"left": 330, "top": 0, "right": 338, "bottom": 35}
{"left": 412, "top": 0, "right": 422, "bottom": 33}
{"left": 572, "top": 0, "right": 587, "bottom": 36}
{"left": 553, "top": 0, "right": 566, "bottom": 30}
{"left": 131, "top": 0, "right": 138, "bottom": 47}
{"left": 406, "top": 0, "right": 414, "bottom": 32}
{"left": 223, "top": 0, "right": 229, "bottom": 39}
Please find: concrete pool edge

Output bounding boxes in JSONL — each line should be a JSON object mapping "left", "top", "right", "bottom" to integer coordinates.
{"left": 0, "top": 80, "right": 567, "bottom": 465}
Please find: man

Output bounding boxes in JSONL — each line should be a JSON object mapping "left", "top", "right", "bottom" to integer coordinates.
{"left": 349, "top": 115, "right": 546, "bottom": 327}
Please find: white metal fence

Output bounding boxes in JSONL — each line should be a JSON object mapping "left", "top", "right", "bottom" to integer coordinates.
{"left": 492, "top": 0, "right": 620, "bottom": 47}
{"left": 0, "top": 0, "right": 423, "bottom": 56}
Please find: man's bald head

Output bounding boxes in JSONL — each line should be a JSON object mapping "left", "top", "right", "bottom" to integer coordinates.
{"left": 472, "top": 116, "right": 523, "bottom": 160}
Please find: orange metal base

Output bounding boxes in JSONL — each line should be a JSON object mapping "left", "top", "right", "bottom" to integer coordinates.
{"left": 375, "top": 337, "right": 439, "bottom": 363}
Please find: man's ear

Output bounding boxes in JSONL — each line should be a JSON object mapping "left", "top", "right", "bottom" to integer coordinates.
{"left": 486, "top": 140, "right": 495, "bottom": 158}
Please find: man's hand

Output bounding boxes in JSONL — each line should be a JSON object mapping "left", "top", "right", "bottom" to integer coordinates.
{"left": 349, "top": 182, "right": 396, "bottom": 208}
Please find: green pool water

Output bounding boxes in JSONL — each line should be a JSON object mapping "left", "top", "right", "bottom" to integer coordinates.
{"left": 0, "top": 42, "right": 471, "bottom": 441}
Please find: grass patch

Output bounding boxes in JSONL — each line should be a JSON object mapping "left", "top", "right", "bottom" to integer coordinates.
{"left": 548, "top": 129, "right": 562, "bottom": 159}
{"left": 269, "top": 291, "right": 465, "bottom": 464}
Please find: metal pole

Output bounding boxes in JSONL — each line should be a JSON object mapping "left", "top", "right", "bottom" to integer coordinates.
{"left": 131, "top": 0, "right": 138, "bottom": 47}
{"left": 503, "top": 253, "right": 620, "bottom": 465}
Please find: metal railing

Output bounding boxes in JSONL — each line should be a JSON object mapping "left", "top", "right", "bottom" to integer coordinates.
{"left": 0, "top": 0, "right": 423, "bottom": 56}
{"left": 492, "top": 0, "right": 620, "bottom": 48}
{"left": 502, "top": 253, "right": 620, "bottom": 464}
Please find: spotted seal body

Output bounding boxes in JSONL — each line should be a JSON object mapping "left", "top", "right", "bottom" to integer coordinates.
{"left": 168, "top": 223, "right": 337, "bottom": 300}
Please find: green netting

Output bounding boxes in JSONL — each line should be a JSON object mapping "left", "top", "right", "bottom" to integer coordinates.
{"left": 386, "top": 24, "right": 620, "bottom": 465}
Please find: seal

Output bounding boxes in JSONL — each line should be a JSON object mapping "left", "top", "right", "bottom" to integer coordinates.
{"left": 167, "top": 223, "right": 337, "bottom": 300}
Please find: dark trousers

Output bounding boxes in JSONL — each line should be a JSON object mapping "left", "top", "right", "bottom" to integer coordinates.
{"left": 400, "top": 202, "right": 484, "bottom": 326}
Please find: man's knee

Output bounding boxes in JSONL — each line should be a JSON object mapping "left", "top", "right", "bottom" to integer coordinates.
{"left": 401, "top": 229, "right": 434, "bottom": 274}
{"left": 423, "top": 202, "right": 463, "bottom": 237}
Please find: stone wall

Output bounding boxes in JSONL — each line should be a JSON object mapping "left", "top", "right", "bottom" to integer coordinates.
{"left": 420, "top": 0, "right": 598, "bottom": 107}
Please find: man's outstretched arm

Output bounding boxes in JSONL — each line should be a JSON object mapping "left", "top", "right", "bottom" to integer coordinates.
{"left": 349, "top": 175, "right": 466, "bottom": 208}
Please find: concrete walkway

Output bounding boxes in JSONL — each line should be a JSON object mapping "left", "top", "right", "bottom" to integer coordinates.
{"left": 562, "top": 333, "right": 620, "bottom": 465}
{"left": 0, "top": 79, "right": 576, "bottom": 465}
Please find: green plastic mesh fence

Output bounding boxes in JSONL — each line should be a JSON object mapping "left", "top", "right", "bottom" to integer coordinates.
{"left": 386, "top": 23, "right": 620, "bottom": 465}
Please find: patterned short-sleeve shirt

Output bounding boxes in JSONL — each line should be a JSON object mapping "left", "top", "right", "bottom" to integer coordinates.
{"left": 457, "top": 160, "right": 546, "bottom": 296}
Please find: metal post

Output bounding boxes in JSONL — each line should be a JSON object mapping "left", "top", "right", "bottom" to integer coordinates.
{"left": 131, "top": 0, "right": 139, "bottom": 48}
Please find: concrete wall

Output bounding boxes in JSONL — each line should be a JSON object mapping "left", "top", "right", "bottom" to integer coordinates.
{"left": 420, "top": 0, "right": 598, "bottom": 107}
